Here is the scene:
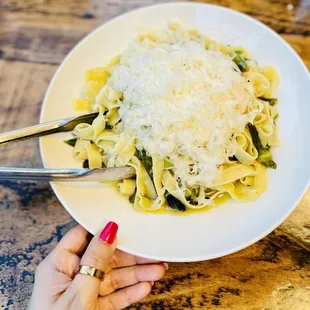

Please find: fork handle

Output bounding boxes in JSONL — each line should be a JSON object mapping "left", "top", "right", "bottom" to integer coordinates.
{"left": 0, "top": 166, "right": 136, "bottom": 182}
{"left": 0, "top": 119, "right": 67, "bottom": 146}
{"left": 0, "top": 167, "right": 87, "bottom": 181}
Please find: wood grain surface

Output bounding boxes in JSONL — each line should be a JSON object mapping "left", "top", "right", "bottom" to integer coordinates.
{"left": 0, "top": 1, "right": 309, "bottom": 309}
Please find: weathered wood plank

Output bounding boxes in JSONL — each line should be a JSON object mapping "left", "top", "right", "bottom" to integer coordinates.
{"left": 282, "top": 34, "right": 310, "bottom": 69}
{"left": 0, "top": 60, "right": 56, "bottom": 129}
{"left": 1, "top": 0, "right": 309, "bottom": 36}
{"left": 0, "top": 181, "right": 74, "bottom": 308}
{"left": 1, "top": 12, "right": 310, "bottom": 69}
{"left": 0, "top": 60, "right": 57, "bottom": 166}
{"left": 279, "top": 189, "right": 310, "bottom": 251}
{"left": 0, "top": 12, "right": 94, "bottom": 65}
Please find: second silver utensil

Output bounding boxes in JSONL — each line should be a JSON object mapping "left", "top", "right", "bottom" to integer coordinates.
{"left": 0, "top": 167, "right": 136, "bottom": 182}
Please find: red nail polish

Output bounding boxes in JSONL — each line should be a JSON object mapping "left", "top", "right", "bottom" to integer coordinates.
{"left": 99, "top": 222, "right": 118, "bottom": 244}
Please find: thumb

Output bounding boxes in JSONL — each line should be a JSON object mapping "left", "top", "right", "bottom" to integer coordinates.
{"left": 71, "top": 221, "right": 118, "bottom": 296}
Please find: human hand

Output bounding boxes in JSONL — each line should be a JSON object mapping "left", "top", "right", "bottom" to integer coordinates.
{"left": 29, "top": 223, "right": 168, "bottom": 310}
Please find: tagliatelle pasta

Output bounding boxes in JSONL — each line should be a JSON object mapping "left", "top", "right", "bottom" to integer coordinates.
{"left": 66, "top": 23, "right": 280, "bottom": 213}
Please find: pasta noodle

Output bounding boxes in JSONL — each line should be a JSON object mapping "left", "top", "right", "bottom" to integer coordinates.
{"left": 119, "top": 179, "right": 136, "bottom": 196}
{"left": 68, "top": 23, "right": 279, "bottom": 213}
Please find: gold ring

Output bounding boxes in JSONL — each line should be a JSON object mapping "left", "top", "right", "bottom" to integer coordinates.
{"left": 77, "top": 265, "right": 105, "bottom": 280}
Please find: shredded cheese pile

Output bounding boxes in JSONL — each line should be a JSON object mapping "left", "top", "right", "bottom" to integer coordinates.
{"left": 109, "top": 38, "right": 260, "bottom": 187}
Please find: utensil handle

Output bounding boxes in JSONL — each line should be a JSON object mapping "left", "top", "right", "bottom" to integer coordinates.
{"left": 0, "top": 119, "right": 67, "bottom": 146}
{"left": 0, "top": 167, "right": 136, "bottom": 182}
{"left": 0, "top": 167, "right": 87, "bottom": 181}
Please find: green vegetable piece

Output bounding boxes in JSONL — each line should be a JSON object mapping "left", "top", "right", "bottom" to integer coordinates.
{"left": 106, "top": 124, "right": 113, "bottom": 129}
{"left": 64, "top": 138, "right": 77, "bottom": 147}
{"left": 258, "top": 151, "right": 277, "bottom": 169}
{"left": 166, "top": 194, "right": 186, "bottom": 212}
{"left": 233, "top": 55, "right": 247, "bottom": 72}
{"left": 248, "top": 124, "right": 277, "bottom": 169}
{"left": 129, "top": 190, "right": 136, "bottom": 204}
{"left": 136, "top": 149, "right": 147, "bottom": 162}
{"left": 164, "top": 159, "right": 174, "bottom": 168}
{"left": 258, "top": 97, "right": 278, "bottom": 106}
{"left": 136, "top": 149, "right": 153, "bottom": 178}
{"left": 248, "top": 124, "right": 263, "bottom": 150}
{"left": 269, "top": 99, "right": 277, "bottom": 106}
{"left": 234, "top": 49, "right": 243, "bottom": 55}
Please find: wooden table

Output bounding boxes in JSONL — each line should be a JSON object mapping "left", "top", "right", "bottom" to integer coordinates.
{"left": 0, "top": 1, "right": 309, "bottom": 309}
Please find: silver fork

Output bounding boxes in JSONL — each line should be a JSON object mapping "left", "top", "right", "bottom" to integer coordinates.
{"left": 0, "top": 113, "right": 136, "bottom": 182}
{"left": 0, "top": 113, "right": 98, "bottom": 146}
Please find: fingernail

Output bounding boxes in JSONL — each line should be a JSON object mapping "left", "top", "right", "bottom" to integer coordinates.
{"left": 150, "top": 281, "right": 155, "bottom": 286}
{"left": 162, "top": 263, "right": 169, "bottom": 271}
{"left": 99, "top": 221, "right": 118, "bottom": 244}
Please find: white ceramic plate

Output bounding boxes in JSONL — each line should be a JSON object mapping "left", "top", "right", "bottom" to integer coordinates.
{"left": 40, "top": 2, "right": 310, "bottom": 262}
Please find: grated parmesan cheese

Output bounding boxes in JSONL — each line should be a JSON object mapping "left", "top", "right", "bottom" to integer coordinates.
{"left": 109, "top": 35, "right": 261, "bottom": 187}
